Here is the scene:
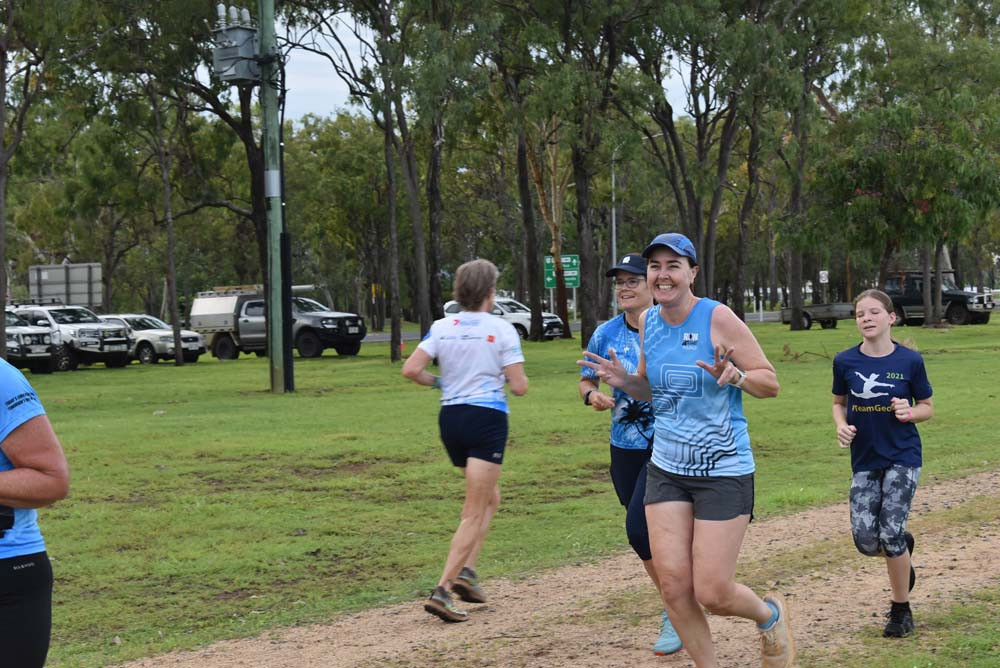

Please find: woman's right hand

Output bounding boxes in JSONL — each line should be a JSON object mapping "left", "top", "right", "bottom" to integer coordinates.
{"left": 836, "top": 424, "right": 857, "bottom": 449}
{"left": 578, "top": 348, "right": 628, "bottom": 389}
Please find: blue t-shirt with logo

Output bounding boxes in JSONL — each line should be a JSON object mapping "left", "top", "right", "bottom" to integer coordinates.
{"left": 832, "top": 343, "right": 932, "bottom": 473}
{"left": 0, "top": 360, "right": 48, "bottom": 559}
{"left": 643, "top": 299, "right": 753, "bottom": 477}
{"left": 581, "top": 314, "right": 654, "bottom": 450}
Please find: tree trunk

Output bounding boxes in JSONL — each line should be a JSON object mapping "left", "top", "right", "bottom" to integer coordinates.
{"left": 393, "top": 97, "right": 431, "bottom": 335}
{"left": 572, "top": 143, "right": 597, "bottom": 347}
{"left": 921, "top": 244, "right": 932, "bottom": 326}
{"left": 426, "top": 111, "right": 444, "bottom": 320}
{"left": 515, "top": 130, "right": 543, "bottom": 341}
{"left": 379, "top": 66, "right": 402, "bottom": 362}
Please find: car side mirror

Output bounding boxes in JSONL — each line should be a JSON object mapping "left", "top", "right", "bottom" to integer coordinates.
{"left": 35, "top": 320, "right": 48, "bottom": 327}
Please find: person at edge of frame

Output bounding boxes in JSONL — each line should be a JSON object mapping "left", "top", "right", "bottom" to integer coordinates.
{"left": 833, "top": 288, "right": 933, "bottom": 638}
{"left": 402, "top": 258, "right": 528, "bottom": 623}
{"left": 578, "top": 252, "right": 682, "bottom": 656}
{"left": 0, "top": 357, "right": 71, "bottom": 667}
{"left": 578, "top": 232, "right": 794, "bottom": 668}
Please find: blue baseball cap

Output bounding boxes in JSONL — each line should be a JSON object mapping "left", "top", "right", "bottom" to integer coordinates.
{"left": 641, "top": 232, "right": 698, "bottom": 265}
{"left": 605, "top": 253, "right": 646, "bottom": 277}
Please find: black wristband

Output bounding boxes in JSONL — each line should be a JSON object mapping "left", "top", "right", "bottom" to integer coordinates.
{"left": 583, "top": 389, "right": 594, "bottom": 406}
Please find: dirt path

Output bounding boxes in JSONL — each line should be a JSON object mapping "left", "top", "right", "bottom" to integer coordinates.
{"left": 120, "top": 470, "right": 1000, "bottom": 668}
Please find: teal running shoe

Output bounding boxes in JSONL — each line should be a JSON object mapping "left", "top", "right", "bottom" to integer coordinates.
{"left": 653, "top": 610, "right": 683, "bottom": 655}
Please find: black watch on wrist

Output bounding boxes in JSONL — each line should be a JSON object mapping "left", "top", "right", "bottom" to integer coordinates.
{"left": 583, "top": 389, "right": 595, "bottom": 406}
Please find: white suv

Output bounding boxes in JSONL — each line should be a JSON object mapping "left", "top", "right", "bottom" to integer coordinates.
{"left": 443, "top": 298, "right": 564, "bottom": 339}
{"left": 13, "top": 304, "right": 131, "bottom": 370}
{"left": 100, "top": 314, "right": 206, "bottom": 364}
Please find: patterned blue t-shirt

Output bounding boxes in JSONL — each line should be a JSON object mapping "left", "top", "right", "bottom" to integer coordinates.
{"left": 581, "top": 314, "right": 654, "bottom": 450}
{"left": 832, "top": 342, "right": 932, "bottom": 473}
{"left": 643, "top": 299, "right": 753, "bottom": 477}
{"left": 0, "top": 359, "right": 48, "bottom": 559}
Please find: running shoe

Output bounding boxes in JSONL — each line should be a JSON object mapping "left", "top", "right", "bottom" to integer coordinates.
{"left": 451, "top": 566, "right": 487, "bottom": 603}
{"left": 652, "top": 610, "right": 682, "bottom": 655}
{"left": 760, "top": 593, "right": 795, "bottom": 668}
{"left": 904, "top": 531, "right": 916, "bottom": 592}
{"left": 424, "top": 585, "right": 469, "bottom": 623}
{"left": 883, "top": 603, "right": 915, "bottom": 637}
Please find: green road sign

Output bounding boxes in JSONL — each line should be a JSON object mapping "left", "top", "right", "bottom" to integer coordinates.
{"left": 544, "top": 255, "right": 579, "bottom": 289}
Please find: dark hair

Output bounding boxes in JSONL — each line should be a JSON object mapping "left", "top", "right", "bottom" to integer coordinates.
{"left": 854, "top": 289, "right": 893, "bottom": 312}
{"left": 454, "top": 259, "right": 499, "bottom": 310}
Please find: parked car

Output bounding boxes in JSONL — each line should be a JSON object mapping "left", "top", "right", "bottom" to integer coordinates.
{"left": 884, "top": 271, "right": 994, "bottom": 325}
{"left": 189, "top": 286, "right": 366, "bottom": 359}
{"left": 11, "top": 303, "right": 131, "bottom": 370}
{"left": 779, "top": 303, "right": 854, "bottom": 330}
{"left": 4, "top": 310, "right": 56, "bottom": 374}
{"left": 443, "top": 298, "right": 564, "bottom": 339}
{"left": 100, "top": 314, "right": 206, "bottom": 364}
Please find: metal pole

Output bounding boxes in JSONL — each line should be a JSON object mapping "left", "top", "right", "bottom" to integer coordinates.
{"left": 611, "top": 150, "right": 618, "bottom": 316}
{"left": 258, "top": 0, "right": 288, "bottom": 392}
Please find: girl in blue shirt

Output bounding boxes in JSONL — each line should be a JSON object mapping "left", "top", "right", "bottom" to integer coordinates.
{"left": 833, "top": 289, "right": 933, "bottom": 638}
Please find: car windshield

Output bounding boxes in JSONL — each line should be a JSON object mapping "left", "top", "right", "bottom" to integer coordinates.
{"left": 49, "top": 308, "right": 101, "bottom": 324}
{"left": 941, "top": 276, "right": 960, "bottom": 291}
{"left": 5, "top": 312, "right": 27, "bottom": 327}
{"left": 499, "top": 300, "right": 529, "bottom": 313}
{"left": 292, "top": 297, "right": 330, "bottom": 313}
{"left": 125, "top": 316, "right": 170, "bottom": 330}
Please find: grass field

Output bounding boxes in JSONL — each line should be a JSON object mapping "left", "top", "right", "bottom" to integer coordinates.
{"left": 26, "top": 318, "right": 999, "bottom": 666}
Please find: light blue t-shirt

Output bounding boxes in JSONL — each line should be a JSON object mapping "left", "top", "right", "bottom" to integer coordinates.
{"left": 0, "top": 359, "right": 48, "bottom": 559}
{"left": 643, "top": 299, "right": 754, "bottom": 477}
{"left": 581, "top": 314, "right": 654, "bottom": 450}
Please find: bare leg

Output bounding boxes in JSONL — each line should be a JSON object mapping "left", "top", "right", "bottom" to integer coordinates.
{"left": 691, "top": 515, "right": 773, "bottom": 624}
{"left": 437, "top": 458, "right": 502, "bottom": 588}
{"left": 886, "top": 552, "right": 911, "bottom": 602}
{"left": 642, "top": 558, "right": 660, "bottom": 589}
{"left": 464, "top": 483, "right": 500, "bottom": 571}
{"left": 647, "top": 501, "right": 717, "bottom": 666}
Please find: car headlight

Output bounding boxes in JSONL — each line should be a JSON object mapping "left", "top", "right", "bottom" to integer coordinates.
{"left": 42, "top": 334, "right": 51, "bottom": 344}
{"left": 321, "top": 318, "right": 337, "bottom": 328}
{"left": 159, "top": 336, "right": 174, "bottom": 342}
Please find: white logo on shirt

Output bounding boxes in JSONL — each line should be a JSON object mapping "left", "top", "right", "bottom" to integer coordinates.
{"left": 851, "top": 372, "right": 895, "bottom": 399}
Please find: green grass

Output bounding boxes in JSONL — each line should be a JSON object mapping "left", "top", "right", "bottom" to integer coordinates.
{"left": 27, "top": 318, "right": 1000, "bottom": 666}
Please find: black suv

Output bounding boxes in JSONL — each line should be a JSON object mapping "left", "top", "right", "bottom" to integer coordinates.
{"left": 884, "top": 271, "right": 993, "bottom": 325}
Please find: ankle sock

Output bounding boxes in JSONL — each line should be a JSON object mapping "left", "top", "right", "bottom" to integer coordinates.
{"left": 758, "top": 600, "right": 780, "bottom": 630}
{"left": 891, "top": 600, "right": 910, "bottom": 613}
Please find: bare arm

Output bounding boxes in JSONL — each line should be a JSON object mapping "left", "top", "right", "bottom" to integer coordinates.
{"left": 505, "top": 362, "right": 528, "bottom": 396}
{"left": 0, "top": 415, "right": 70, "bottom": 508}
{"left": 832, "top": 394, "right": 855, "bottom": 448}
{"left": 579, "top": 377, "right": 614, "bottom": 411}
{"left": 891, "top": 396, "right": 933, "bottom": 424}
{"left": 700, "top": 305, "right": 779, "bottom": 398}
{"left": 401, "top": 348, "right": 438, "bottom": 387}
{"left": 577, "top": 312, "right": 651, "bottom": 401}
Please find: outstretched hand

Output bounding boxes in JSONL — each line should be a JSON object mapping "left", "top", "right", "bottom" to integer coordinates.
{"left": 577, "top": 348, "right": 628, "bottom": 389}
{"left": 696, "top": 345, "right": 742, "bottom": 387}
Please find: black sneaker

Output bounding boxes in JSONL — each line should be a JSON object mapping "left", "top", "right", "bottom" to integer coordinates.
{"left": 424, "top": 585, "right": 469, "bottom": 623}
{"left": 451, "top": 566, "right": 487, "bottom": 603}
{"left": 883, "top": 603, "right": 914, "bottom": 637}
{"left": 904, "top": 532, "right": 916, "bottom": 592}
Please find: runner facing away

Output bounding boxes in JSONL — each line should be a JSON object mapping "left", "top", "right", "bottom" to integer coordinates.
{"left": 402, "top": 259, "right": 528, "bottom": 622}
{"left": 833, "top": 288, "right": 933, "bottom": 637}
{"left": 578, "top": 253, "right": 681, "bottom": 655}
{"left": 578, "top": 232, "right": 794, "bottom": 668}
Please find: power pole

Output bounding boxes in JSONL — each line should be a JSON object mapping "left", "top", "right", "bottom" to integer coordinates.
{"left": 257, "top": 0, "right": 291, "bottom": 392}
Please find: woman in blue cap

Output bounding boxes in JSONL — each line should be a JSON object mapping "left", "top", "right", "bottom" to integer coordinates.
{"left": 0, "top": 358, "right": 70, "bottom": 667}
{"left": 578, "top": 252, "right": 681, "bottom": 655}
{"left": 579, "top": 233, "right": 793, "bottom": 668}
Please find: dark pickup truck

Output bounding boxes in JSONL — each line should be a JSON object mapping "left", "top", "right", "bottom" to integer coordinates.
{"left": 884, "top": 271, "right": 994, "bottom": 325}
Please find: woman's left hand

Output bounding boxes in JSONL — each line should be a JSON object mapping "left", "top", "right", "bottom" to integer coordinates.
{"left": 696, "top": 345, "right": 742, "bottom": 386}
{"left": 891, "top": 397, "right": 913, "bottom": 422}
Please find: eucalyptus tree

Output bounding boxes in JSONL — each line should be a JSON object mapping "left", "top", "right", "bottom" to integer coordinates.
{"left": 0, "top": 0, "right": 94, "bottom": 352}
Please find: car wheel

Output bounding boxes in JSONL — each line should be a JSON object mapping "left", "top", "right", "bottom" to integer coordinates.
{"left": 819, "top": 319, "right": 837, "bottom": 329}
{"left": 945, "top": 303, "right": 970, "bottom": 325}
{"left": 513, "top": 324, "right": 528, "bottom": 340}
{"left": 56, "top": 346, "right": 78, "bottom": 371}
{"left": 335, "top": 342, "right": 361, "bottom": 356}
{"left": 30, "top": 360, "right": 54, "bottom": 375}
{"left": 296, "top": 330, "right": 323, "bottom": 358}
{"left": 213, "top": 336, "right": 239, "bottom": 360}
{"left": 137, "top": 342, "right": 158, "bottom": 365}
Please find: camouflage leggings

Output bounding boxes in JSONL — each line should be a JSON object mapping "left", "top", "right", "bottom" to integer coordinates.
{"left": 849, "top": 465, "right": 920, "bottom": 558}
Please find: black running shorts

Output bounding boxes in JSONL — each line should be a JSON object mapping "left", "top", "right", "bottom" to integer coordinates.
{"left": 644, "top": 462, "right": 754, "bottom": 521}
{"left": 438, "top": 404, "right": 508, "bottom": 467}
